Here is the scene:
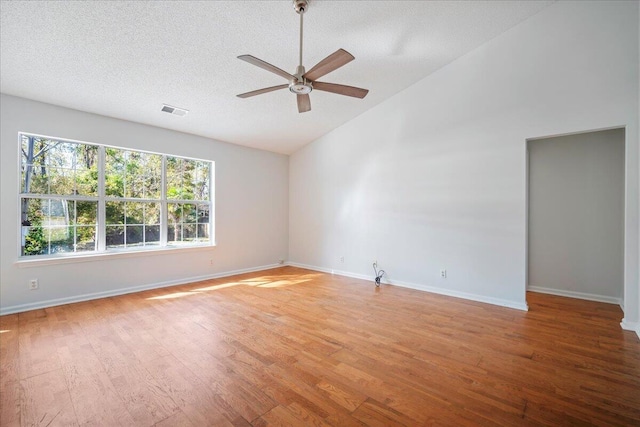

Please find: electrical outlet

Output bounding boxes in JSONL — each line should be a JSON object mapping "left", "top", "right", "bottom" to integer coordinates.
{"left": 209, "top": 259, "right": 214, "bottom": 266}
{"left": 340, "top": 256, "right": 344, "bottom": 263}
{"left": 278, "top": 259, "right": 285, "bottom": 265}
{"left": 373, "top": 260, "right": 377, "bottom": 268}
{"left": 440, "top": 269, "right": 447, "bottom": 279}
{"left": 29, "top": 279, "right": 38, "bottom": 290}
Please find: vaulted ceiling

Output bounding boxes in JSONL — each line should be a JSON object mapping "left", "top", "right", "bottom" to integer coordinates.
{"left": 0, "top": 1, "right": 553, "bottom": 154}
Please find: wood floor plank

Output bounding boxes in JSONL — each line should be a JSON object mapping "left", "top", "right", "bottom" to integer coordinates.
{"left": 56, "top": 334, "right": 137, "bottom": 426}
{"left": 154, "top": 410, "right": 195, "bottom": 427}
{"left": 0, "top": 380, "right": 21, "bottom": 427}
{"left": 351, "top": 397, "right": 417, "bottom": 427}
{"left": 82, "top": 330, "right": 179, "bottom": 425}
{"left": 1, "top": 319, "right": 20, "bottom": 388}
{"left": 0, "top": 266, "right": 638, "bottom": 426}
{"left": 17, "top": 319, "right": 61, "bottom": 380}
{"left": 19, "top": 369, "right": 77, "bottom": 427}
{"left": 144, "top": 354, "right": 235, "bottom": 426}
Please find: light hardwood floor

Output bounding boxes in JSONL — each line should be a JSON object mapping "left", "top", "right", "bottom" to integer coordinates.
{"left": 1, "top": 266, "right": 639, "bottom": 426}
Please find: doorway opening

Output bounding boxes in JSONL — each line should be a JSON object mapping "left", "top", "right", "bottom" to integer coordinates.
{"left": 526, "top": 128, "right": 625, "bottom": 306}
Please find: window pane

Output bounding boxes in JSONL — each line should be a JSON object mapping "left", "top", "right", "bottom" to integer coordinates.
{"left": 106, "top": 225, "right": 124, "bottom": 248}
{"left": 21, "top": 198, "right": 47, "bottom": 256}
{"left": 146, "top": 203, "right": 160, "bottom": 225}
{"left": 183, "top": 204, "right": 197, "bottom": 223}
{"left": 22, "top": 226, "right": 46, "bottom": 256}
{"left": 21, "top": 138, "right": 99, "bottom": 196}
{"left": 74, "top": 145, "right": 98, "bottom": 196}
{"left": 76, "top": 225, "right": 96, "bottom": 252}
{"left": 33, "top": 173, "right": 49, "bottom": 194}
{"left": 167, "top": 157, "right": 201, "bottom": 200}
{"left": 183, "top": 224, "right": 196, "bottom": 241}
{"left": 75, "top": 145, "right": 98, "bottom": 171}
{"left": 197, "top": 203, "right": 210, "bottom": 223}
{"left": 75, "top": 201, "right": 97, "bottom": 225}
{"left": 166, "top": 201, "right": 209, "bottom": 245}
{"left": 126, "top": 202, "right": 144, "bottom": 225}
{"left": 106, "top": 149, "right": 161, "bottom": 199}
{"left": 143, "top": 173, "right": 161, "bottom": 199}
{"left": 167, "top": 224, "right": 181, "bottom": 243}
{"left": 168, "top": 203, "right": 183, "bottom": 223}
{"left": 44, "top": 141, "right": 76, "bottom": 168}
{"left": 139, "top": 152, "right": 162, "bottom": 199}
{"left": 21, "top": 198, "right": 64, "bottom": 256}
{"left": 45, "top": 225, "right": 69, "bottom": 243}
{"left": 197, "top": 203, "right": 210, "bottom": 241}
{"left": 20, "top": 198, "right": 99, "bottom": 256}
{"left": 21, "top": 168, "right": 49, "bottom": 194}
{"left": 41, "top": 199, "right": 70, "bottom": 227}
{"left": 197, "top": 223, "right": 210, "bottom": 242}
{"left": 145, "top": 225, "right": 160, "bottom": 244}
{"left": 106, "top": 201, "right": 161, "bottom": 249}
{"left": 105, "top": 148, "right": 125, "bottom": 197}
{"left": 106, "top": 201, "right": 125, "bottom": 225}
{"left": 125, "top": 178, "right": 142, "bottom": 199}
{"left": 125, "top": 225, "right": 144, "bottom": 246}
{"left": 75, "top": 169, "right": 98, "bottom": 196}
{"left": 47, "top": 167, "right": 75, "bottom": 195}
{"left": 56, "top": 226, "right": 77, "bottom": 253}
{"left": 195, "top": 161, "right": 210, "bottom": 201}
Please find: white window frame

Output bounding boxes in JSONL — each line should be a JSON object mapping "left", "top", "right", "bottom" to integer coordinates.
{"left": 17, "top": 132, "right": 215, "bottom": 261}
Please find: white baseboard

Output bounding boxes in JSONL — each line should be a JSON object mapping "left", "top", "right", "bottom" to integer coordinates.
{"left": 287, "top": 262, "right": 373, "bottom": 282}
{"left": 288, "top": 262, "right": 528, "bottom": 311}
{"left": 527, "top": 286, "right": 623, "bottom": 306}
{"left": 0, "top": 263, "right": 282, "bottom": 316}
{"left": 620, "top": 319, "right": 640, "bottom": 340}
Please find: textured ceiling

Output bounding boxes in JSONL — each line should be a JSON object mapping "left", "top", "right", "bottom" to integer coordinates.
{"left": 0, "top": 1, "right": 553, "bottom": 154}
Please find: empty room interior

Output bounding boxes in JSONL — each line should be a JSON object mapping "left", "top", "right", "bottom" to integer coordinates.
{"left": 1, "top": 1, "right": 640, "bottom": 426}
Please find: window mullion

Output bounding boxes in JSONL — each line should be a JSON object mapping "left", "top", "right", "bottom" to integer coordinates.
{"left": 161, "top": 155, "right": 168, "bottom": 246}
{"left": 97, "top": 146, "right": 106, "bottom": 251}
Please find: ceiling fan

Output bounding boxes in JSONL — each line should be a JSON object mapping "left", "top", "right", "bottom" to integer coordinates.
{"left": 236, "top": 0, "right": 369, "bottom": 113}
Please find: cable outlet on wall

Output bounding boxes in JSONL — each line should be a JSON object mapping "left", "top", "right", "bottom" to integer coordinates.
{"left": 29, "top": 279, "right": 38, "bottom": 290}
{"left": 440, "top": 269, "right": 447, "bottom": 279}
{"left": 278, "top": 259, "right": 285, "bottom": 265}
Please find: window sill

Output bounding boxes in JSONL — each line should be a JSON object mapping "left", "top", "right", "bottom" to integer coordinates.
{"left": 14, "top": 244, "right": 216, "bottom": 268}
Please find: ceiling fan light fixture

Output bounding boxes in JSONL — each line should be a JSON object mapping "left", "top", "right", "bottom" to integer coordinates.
{"left": 289, "top": 81, "right": 312, "bottom": 94}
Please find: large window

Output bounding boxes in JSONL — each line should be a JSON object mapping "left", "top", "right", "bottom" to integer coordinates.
{"left": 19, "top": 134, "right": 213, "bottom": 258}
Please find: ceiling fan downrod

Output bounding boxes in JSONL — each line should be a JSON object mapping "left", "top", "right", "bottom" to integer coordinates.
{"left": 291, "top": 0, "right": 311, "bottom": 94}
{"left": 295, "top": 0, "right": 307, "bottom": 70}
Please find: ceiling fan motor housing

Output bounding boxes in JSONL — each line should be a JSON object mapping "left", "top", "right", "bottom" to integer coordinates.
{"left": 290, "top": 64, "right": 312, "bottom": 94}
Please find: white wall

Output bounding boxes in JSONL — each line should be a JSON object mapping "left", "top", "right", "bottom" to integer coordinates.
{"left": 0, "top": 94, "right": 289, "bottom": 314}
{"left": 527, "top": 129, "right": 625, "bottom": 303}
{"left": 289, "top": 0, "right": 640, "bottom": 321}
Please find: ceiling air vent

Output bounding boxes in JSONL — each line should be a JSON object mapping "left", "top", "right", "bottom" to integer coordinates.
{"left": 161, "top": 104, "right": 188, "bottom": 116}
